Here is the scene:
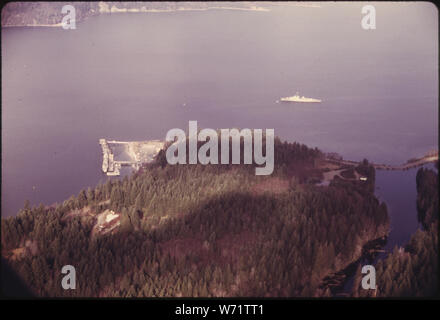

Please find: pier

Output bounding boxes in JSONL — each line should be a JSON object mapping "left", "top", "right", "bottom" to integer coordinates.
{"left": 99, "top": 139, "right": 140, "bottom": 176}
{"left": 99, "top": 139, "right": 164, "bottom": 176}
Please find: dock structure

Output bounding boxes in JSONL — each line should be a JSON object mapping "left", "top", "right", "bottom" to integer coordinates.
{"left": 325, "top": 151, "right": 438, "bottom": 171}
{"left": 99, "top": 139, "right": 110, "bottom": 173}
{"left": 99, "top": 138, "right": 164, "bottom": 176}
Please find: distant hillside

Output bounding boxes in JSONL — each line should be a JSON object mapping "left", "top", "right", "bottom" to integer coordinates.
{"left": 1, "top": 1, "right": 268, "bottom": 27}
{"left": 1, "top": 2, "right": 98, "bottom": 26}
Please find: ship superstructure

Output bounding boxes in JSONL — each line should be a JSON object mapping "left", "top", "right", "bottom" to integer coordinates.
{"left": 279, "top": 92, "right": 321, "bottom": 103}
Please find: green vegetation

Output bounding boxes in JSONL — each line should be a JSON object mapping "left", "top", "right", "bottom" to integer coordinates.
{"left": 416, "top": 168, "right": 439, "bottom": 229}
{"left": 1, "top": 138, "right": 388, "bottom": 297}
{"left": 353, "top": 167, "right": 438, "bottom": 297}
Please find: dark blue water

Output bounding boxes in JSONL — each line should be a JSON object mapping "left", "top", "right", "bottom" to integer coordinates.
{"left": 374, "top": 163, "right": 437, "bottom": 251}
{"left": 2, "top": 0, "right": 437, "bottom": 246}
{"left": 338, "top": 163, "right": 437, "bottom": 295}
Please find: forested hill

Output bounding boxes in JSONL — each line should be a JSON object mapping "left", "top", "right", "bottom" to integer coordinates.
{"left": 416, "top": 167, "right": 439, "bottom": 229}
{"left": 1, "top": 138, "right": 388, "bottom": 297}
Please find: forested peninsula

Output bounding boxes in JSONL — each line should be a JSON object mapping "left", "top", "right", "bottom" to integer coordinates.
{"left": 2, "top": 138, "right": 390, "bottom": 297}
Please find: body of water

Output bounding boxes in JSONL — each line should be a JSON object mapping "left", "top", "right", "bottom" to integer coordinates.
{"left": 2, "top": 1, "right": 437, "bottom": 260}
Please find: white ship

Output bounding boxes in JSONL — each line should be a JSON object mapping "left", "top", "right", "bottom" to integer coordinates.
{"left": 279, "top": 92, "right": 321, "bottom": 103}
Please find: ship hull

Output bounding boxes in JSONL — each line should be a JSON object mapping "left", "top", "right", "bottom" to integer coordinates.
{"left": 280, "top": 99, "right": 321, "bottom": 103}
{"left": 279, "top": 95, "right": 322, "bottom": 103}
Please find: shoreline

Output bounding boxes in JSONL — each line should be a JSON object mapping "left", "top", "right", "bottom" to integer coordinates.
{"left": 2, "top": 23, "right": 64, "bottom": 28}
{"left": 318, "top": 235, "right": 388, "bottom": 296}
{"left": 1, "top": 5, "right": 271, "bottom": 28}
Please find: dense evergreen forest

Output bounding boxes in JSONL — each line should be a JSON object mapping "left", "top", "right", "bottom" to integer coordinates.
{"left": 416, "top": 167, "right": 439, "bottom": 229}
{"left": 353, "top": 165, "right": 439, "bottom": 297}
{"left": 2, "top": 138, "right": 389, "bottom": 297}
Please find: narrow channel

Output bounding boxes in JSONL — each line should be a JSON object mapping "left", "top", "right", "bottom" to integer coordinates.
{"left": 325, "top": 163, "right": 436, "bottom": 296}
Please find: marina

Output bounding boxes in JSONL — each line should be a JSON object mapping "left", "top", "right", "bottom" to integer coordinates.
{"left": 99, "top": 139, "right": 165, "bottom": 176}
